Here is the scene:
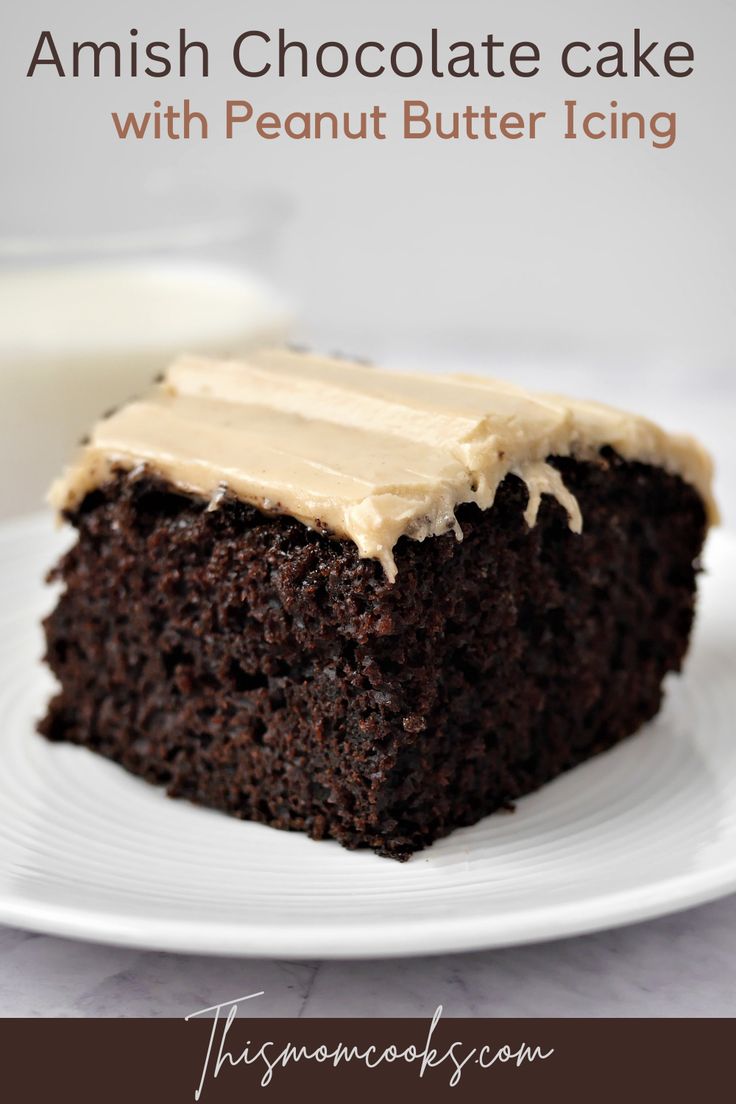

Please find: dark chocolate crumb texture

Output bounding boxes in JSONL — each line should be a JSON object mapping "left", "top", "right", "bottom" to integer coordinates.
{"left": 40, "top": 351, "right": 713, "bottom": 859}
{"left": 40, "top": 461, "right": 707, "bottom": 860}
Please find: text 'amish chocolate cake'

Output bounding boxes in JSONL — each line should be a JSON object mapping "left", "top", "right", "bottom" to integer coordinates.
{"left": 40, "top": 349, "right": 716, "bottom": 859}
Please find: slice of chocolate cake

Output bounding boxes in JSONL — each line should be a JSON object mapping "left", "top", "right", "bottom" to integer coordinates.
{"left": 39, "top": 349, "right": 716, "bottom": 859}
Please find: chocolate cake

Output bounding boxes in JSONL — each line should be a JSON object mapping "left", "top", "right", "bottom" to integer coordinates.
{"left": 40, "top": 349, "right": 716, "bottom": 859}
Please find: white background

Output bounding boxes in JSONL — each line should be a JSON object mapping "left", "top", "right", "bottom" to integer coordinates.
{"left": 3, "top": 0, "right": 734, "bottom": 518}
{"left": 2, "top": 1, "right": 734, "bottom": 358}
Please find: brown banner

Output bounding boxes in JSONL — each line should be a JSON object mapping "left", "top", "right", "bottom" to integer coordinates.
{"left": 1, "top": 1014, "right": 733, "bottom": 1102}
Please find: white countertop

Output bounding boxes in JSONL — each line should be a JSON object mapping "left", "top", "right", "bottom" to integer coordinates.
{"left": 2, "top": 894, "right": 735, "bottom": 1017}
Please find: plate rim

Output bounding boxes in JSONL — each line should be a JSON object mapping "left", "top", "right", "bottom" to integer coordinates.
{"left": 0, "top": 860, "right": 736, "bottom": 959}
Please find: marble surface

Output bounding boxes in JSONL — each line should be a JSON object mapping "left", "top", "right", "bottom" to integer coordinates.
{"left": 1, "top": 893, "right": 736, "bottom": 1017}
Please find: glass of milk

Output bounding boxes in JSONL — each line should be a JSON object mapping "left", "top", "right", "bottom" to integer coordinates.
{"left": 0, "top": 216, "right": 292, "bottom": 519}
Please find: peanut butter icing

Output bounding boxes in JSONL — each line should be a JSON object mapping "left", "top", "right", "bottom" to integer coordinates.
{"left": 50, "top": 348, "right": 717, "bottom": 580}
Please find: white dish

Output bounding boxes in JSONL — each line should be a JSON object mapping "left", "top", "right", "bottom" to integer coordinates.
{"left": 0, "top": 512, "right": 734, "bottom": 958}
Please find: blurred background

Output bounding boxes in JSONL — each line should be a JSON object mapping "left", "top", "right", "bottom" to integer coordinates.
{"left": 1, "top": 0, "right": 734, "bottom": 521}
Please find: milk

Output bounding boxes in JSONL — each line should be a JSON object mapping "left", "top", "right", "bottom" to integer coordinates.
{"left": 0, "top": 261, "right": 291, "bottom": 518}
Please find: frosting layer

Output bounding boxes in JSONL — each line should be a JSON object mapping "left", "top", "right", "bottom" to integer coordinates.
{"left": 50, "top": 348, "right": 717, "bottom": 579}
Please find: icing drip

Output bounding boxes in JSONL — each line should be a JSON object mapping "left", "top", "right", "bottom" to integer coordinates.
{"left": 49, "top": 348, "right": 717, "bottom": 581}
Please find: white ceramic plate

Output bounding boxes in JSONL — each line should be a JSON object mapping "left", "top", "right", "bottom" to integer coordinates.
{"left": 0, "top": 512, "right": 734, "bottom": 958}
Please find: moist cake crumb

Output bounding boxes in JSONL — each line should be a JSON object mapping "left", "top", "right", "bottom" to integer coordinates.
{"left": 39, "top": 448, "right": 707, "bottom": 859}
